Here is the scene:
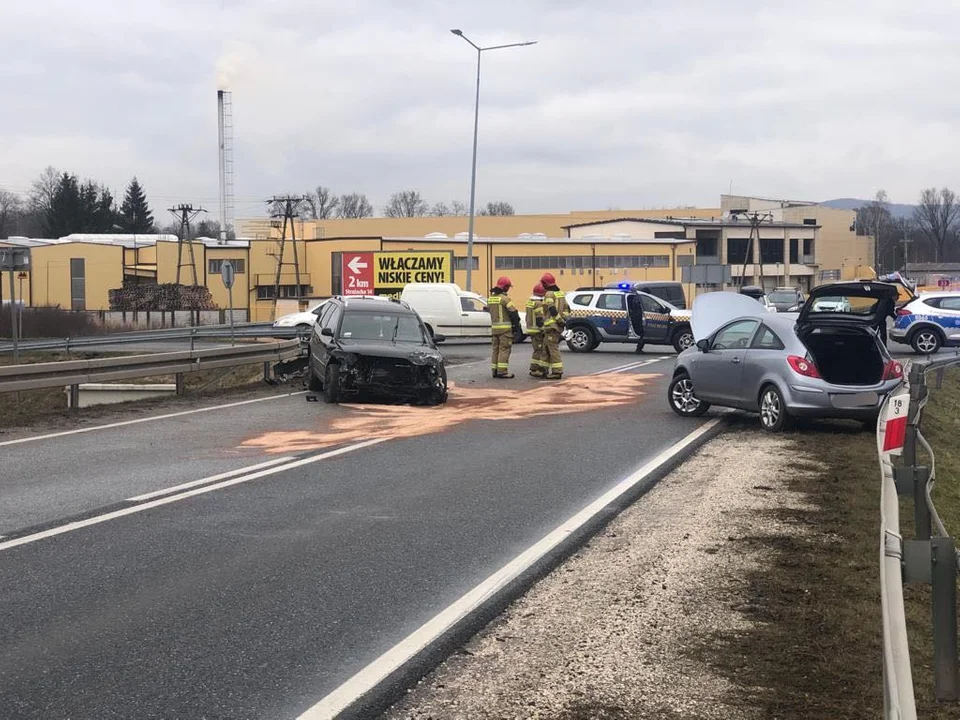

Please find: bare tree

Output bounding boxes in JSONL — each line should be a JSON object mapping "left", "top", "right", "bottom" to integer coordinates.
{"left": 302, "top": 186, "right": 341, "bottom": 219}
{"left": 338, "top": 193, "right": 374, "bottom": 219}
{"left": 384, "top": 190, "right": 428, "bottom": 218}
{"left": 450, "top": 200, "right": 468, "bottom": 216}
{"left": 430, "top": 202, "right": 451, "bottom": 217}
{"left": 0, "top": 189, "right": 23, "bottom": 238}
{"left": 477, "top": 201, "right": 515, "bottom": 216}
{"left": 29, "top": 166, "right": 60, "bottom": 217}
{"left": 913, "top": 187, "right": 960, "bottom": 262}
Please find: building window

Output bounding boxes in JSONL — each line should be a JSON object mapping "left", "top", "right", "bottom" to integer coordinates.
{"left": 654, "top": 231, "right": 685, "bottom": 239}
{"left": 494, "top": 254, "right": 671, "bottom": 271}
{"left": 70, "top": 258, "right": 85, "bottom": 311}
{"left": 760, "top": 239, "right": 784, "bottom": 264}
{"left": 803, "top": 239, "right": 814, "bottom": 260}
{"left": 803, "top": 218, "right": 817, "bottom": 226}
{"left": 727, "top": 238, "right": 750, "bottom": 265}
{"left": 208, "top": 258, "right": 246, "bottom": 274}
{"left": 789, "top": 238, "right": 799, "bottom": 264}
{"left": 256, "top": 284, "right": 312, "bottom": 300}
{"left": 453, "top": 256, "right": 479, "bottom": 271}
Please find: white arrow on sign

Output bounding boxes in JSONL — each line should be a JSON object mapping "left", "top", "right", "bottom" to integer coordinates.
{"left": 347, "top": 256, "right": 368, "bottom": 274}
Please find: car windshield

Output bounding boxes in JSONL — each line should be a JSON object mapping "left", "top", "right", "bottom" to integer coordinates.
{"left": 339, "top": 312, "right": 425, "bottom": 343}
{"left": 768, "top": 291, "right": 797, "bottom": 303}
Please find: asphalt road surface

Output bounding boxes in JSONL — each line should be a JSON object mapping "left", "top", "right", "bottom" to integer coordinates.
{"left": 0, "top": 340, "right": 706, "bottom": 719}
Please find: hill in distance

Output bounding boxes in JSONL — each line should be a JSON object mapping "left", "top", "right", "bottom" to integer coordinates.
{"left": 821, "top": 197, "right": 915, "bottom": 219}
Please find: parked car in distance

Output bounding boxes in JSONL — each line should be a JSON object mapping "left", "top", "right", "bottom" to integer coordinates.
{"left": 767, "top": 287, "right": 805, "bottom": 312}
{"left": 603, "top": 280, "right": 687, "bottom": 309}
{"left": 272, "top": 299, "right": 331, "bottom": 329}
{"left": 739, "top": 285, "right": 778, "bottom": 313}
{"left": 307, "top": 296, "right": 448, "bottom": 405}
{"left": 890, "top": 291, "right": 960, "bottom": 354}
{"left": 667, "top": 283, "right": 903, "bottom": 431}
{"left": 565, "top": 287, "right": 694, "bottom": 353}
{"left": 399, "top": 282, "right": 526, "bottom": 343}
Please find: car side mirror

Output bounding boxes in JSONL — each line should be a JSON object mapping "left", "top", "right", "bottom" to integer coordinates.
{"left": 696, "top": 339, "right": 710, "bottom": 352}
{"left": 432, "top": 333, "right": 446, "bottom": 343}
{"left": 321, "top": 327, "right": 334, "bottom": 337}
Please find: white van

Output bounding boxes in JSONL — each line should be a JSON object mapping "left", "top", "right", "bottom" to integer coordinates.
{"left": 400, "top": 283, "right": 492, "bottom": 339}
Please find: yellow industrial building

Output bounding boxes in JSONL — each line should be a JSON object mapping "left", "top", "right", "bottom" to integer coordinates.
{"left": 0, "top": 197, "right": 872, "bottom": 323}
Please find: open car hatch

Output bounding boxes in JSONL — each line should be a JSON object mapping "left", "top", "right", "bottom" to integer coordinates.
{"left": 796, "top": 281, "right": 899, "bottom": 330}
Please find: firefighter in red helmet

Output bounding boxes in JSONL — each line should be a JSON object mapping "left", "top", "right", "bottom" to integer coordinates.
{"left": 539, "top": 272, "right": 568, "bottom": 379}
{"left": 487, "top": 276, "right": 520, "bottom": 378}
{"left": 526, "top": 283, "right": 546, "bottom": 377}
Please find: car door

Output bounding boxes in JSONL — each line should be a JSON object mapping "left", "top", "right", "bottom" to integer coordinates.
{"left": 739, "top": 323, "right": 786, "bottom": 409}
{"left": 459, "top": 295, "right": 491, "bottom": 337}
{"left": 689, "top": 319, "right": 760, "bottom": 405}
{"left": 596, "top": 293, "right": 630, "bottom": 339}
{"left": 311, "top": 303, "right": 340, "bottom": 376}
{"left": 638, "top": 293, "right": 670, "bottom": 343}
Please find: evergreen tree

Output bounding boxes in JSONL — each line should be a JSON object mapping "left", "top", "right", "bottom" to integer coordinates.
{"left": 43, "top": 172, "right": 118, "bottom": 236}
{"left": 118, "top": 177, "right": 155, "bottom": 233}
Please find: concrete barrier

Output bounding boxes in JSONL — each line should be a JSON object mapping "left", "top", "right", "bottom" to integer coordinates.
{"left": 64, "top": 383, "right": 178, "bottom": 409}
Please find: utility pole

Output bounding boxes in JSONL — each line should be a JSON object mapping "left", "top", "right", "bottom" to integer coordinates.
{"left": 732, "top": 211, "right": 773, "bottom": 288}
{"left": 168, "top": 204, "right": 206, "bottom": 286}
{"left": 266, "top": 196, "right": 306, "bottom": 307}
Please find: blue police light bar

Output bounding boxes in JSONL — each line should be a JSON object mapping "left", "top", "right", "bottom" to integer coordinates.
{"left": 618, "top": 282, "right": 631, "bottom": 290}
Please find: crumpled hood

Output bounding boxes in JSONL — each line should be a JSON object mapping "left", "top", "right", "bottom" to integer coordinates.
{"left": 336, "top": 340, "right": 442, "bottom": 365}
{"left": 691, "top": 292, "right": 769, "bottom": 341}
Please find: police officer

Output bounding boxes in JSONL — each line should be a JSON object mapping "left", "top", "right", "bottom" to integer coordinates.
{"left": 487, "top": 276, "right": 520, "bottom": 379}
{"left": 539, "top": 272, "right": 569, "bottom": 380}
{"left": 526, "top": 283, "right": 546, "bottom": 377}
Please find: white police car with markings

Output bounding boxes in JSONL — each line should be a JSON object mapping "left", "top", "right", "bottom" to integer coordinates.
{"left": 564, "top": 285, "right": 694, "bottom": 353}
{"left": 890, "top": 292, "right": 960, "bottom": 354}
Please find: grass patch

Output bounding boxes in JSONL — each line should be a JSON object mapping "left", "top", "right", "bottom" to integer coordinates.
{"left": 901, "top": 366, "right": 960, "bottom": 718}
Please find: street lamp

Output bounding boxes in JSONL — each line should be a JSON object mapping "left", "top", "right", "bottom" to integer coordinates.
{"left": 450, "top": 28, "right": 537, "bottom": 291}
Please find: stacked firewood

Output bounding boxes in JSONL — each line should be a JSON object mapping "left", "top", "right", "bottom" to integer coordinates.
{"left": 109, "top": 283, "right": 218, "bottom": 310}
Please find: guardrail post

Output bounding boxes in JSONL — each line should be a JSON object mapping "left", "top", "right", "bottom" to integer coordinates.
{"left": 263, "top": 361, "right": 271, "bottom": 383}
{"left": 175, "top": 373, "right": 185, "bottom": 396}
{"left": 68, "top": 384, "right": 79, "bottom": 410}
{"left": 931, "top": 536, "right": 959, "bottom": 700}
{"left": 907, "top": 366, "right": 933, "bottom": 540}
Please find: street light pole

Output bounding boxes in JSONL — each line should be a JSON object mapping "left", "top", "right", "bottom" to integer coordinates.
{"left": 451, "top": 29, "right": 536, "bottom": 292}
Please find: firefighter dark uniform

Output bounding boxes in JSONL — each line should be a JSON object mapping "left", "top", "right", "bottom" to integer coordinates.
{"left": 540, "top": 272, "right": 569, "bottom": 380}
{"left": 526, "top": 283, "right": 546, "bottom": 377}
{"left": 487, "top": 276, "right": 520, "bottom": 379}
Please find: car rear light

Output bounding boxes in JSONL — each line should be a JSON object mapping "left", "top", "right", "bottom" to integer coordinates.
{"left": 882, "top": 360, "right": 904, "bottom": 381}
{"left": 787, "top": 355, "right": 821, "bottom": 379}
{"left": 896, "top": 307, "right": 911, "bottom": 317}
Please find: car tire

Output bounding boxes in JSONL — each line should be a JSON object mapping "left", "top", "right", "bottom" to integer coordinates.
{"left": 911, "top": 327, "right": 942, "bottom": 355}
{"left": 565, "top": 325, "right": 598, "bottom": 353}
{"left": 758, "top": 384, "right": 793, "bottom": 433}
{"left": 668, "top": 372, "right": 710, "bottom": 418}
{"left": 671, "top": 326, "right": 695, "bottom": 353}
{"left": 324, "top": 363, "right": 341, "bottom": 404}
{"left": 308, "top": 367, "right": 323, "bottom": 392}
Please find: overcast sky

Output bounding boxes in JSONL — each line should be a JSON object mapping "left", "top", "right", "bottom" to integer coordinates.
{"left": 1, "top": 0, "right": 958, "bottom": 220}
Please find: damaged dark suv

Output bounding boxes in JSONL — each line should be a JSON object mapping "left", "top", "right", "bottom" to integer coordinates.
{"left": 307, "top": 296, "right": 448, "bottom": 405}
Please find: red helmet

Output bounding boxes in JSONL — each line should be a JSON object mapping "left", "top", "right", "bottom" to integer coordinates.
{"left": 533, "top": 283, "right": 545, "bottom": 296}
{"left": 540, "top": 272, "right": 556, "bottom": 286}
{"left": 496, "top": 276, "right": 513, "bottom": 290}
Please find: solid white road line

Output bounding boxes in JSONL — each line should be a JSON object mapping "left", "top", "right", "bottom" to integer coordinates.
{"left": 0, "top": 392, "right": 308, "bottom": 448}
{"left": 127, "top": 456, "right": 296, "bottom": 502}
{"left": 591, "top": 356, "right": 671, "bottom": 375}
{"left": 297, "top": 416, "right": 725, "bottom": 720}
{"left": 0, "top": 438, "right": 387, "bottom": 554}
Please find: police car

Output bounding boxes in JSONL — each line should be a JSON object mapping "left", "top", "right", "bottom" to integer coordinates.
{"left": 564, "top": 284, "right": 694, "bottom": 353}
{"left": 890, "top": 292, "right": 960, "bottom": 354}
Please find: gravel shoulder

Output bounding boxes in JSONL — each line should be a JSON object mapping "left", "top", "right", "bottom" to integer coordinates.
{"left": 385, "top": 425, "right": 826, "bottom": 720}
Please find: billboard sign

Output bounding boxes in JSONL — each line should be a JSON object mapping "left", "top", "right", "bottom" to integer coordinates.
{"left": 0, "top": 248, "right": 29, "bottom": 271}
{"left": 340, "top": 251, "right": 453, "bottom": 297}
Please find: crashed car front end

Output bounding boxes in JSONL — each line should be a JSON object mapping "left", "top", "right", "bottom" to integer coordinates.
{"left": 333, "top": 349, "right": 447, "bottom": 402}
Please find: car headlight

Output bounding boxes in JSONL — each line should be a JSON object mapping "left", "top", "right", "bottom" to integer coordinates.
{"left": 273, "top": 318, "right": 294, "bottom": 327}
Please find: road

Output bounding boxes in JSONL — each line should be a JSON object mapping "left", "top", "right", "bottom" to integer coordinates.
{"left": 0, "top": 341, "right": 703, "bottom": 719}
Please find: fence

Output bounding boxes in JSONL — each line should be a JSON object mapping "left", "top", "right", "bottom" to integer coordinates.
{"left": 879, "top": 356, "right": 960, "bottom": 720}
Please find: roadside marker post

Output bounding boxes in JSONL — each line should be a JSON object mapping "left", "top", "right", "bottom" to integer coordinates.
{"left": 221, "top": 261, "right": 236, "bottom": 346}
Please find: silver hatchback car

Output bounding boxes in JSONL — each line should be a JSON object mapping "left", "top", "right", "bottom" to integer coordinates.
{"left": 667, "top": 282, "right": 904, "bottom": 431}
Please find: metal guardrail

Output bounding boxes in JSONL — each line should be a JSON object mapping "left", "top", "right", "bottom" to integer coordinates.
{"left": 0, "top": 322, "right": 303, "bottom": 354}
{"left": 0, "top": 339, "right": 303, "bottom": 396}
{"left": 879, "top": 353, "right": 960, "bottom": 719}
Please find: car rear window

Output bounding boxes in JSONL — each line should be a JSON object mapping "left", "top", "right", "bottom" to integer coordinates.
{"left": 768, "top": 291, "right": 798, "bottom": 303}
{"left": 811, "top": 295, "right": 879, "bottom": 315}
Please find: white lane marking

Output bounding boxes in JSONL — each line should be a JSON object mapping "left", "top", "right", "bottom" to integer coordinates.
{"left": 127, "top": 456, "right": 296, "bottom": 502}
{"left": 0, "top": 438, "right": 387, "bottom": 554}
{"left": 445, "top": 361, "right": 485, "bottom": 369}
{"left": 298, "top": 417, "right": 725, "bottom": 720}
{"left": 0, "top": 392, "right": 307, "bottom": 448}
{"left": 591, "top": 356, "right": 670, "bottom": 375}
